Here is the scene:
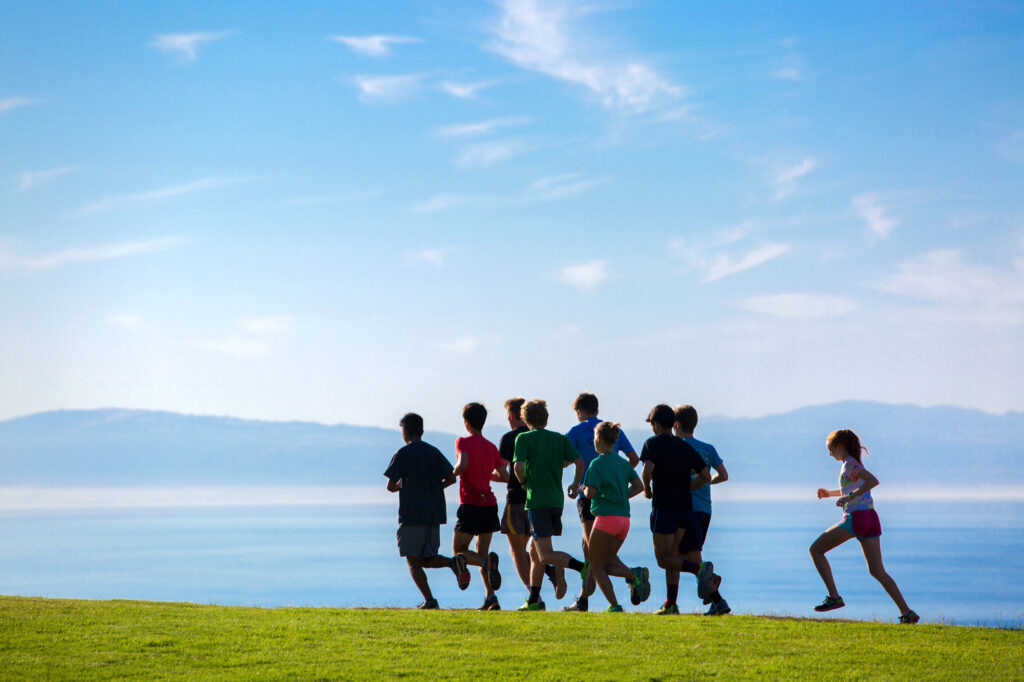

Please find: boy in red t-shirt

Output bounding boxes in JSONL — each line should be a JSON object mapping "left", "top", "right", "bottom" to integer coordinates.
{"left": 453, "top": 402, "right": 510, "bottom": 610}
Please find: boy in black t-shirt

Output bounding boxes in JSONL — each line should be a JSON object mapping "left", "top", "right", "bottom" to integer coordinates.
{"left": 384, "top": 412, "right": 471, "bottom": 609}
{"left": 640, "top": 404, "right": 718, "bottom": 611}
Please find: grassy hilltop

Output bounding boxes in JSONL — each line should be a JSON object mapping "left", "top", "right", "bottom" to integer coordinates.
{"left": 1, "top": 597, "right": 1021, "bottom": 680}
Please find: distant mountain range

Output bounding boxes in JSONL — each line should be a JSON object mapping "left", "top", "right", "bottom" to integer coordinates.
{"left": 1, "top": 402, "right": 1021, "bottom": 487}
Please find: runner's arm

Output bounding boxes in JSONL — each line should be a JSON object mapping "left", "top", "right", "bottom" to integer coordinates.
{"left": 689, "top": 465, "right": 711, "bottom": 490}
{"left": 582, "top": 485, "right": 597, "bottom": 499}
{"left": 710, "top": 463, "right": 728, "bottom": 485}
{"left": 642, "top": 461, "right": 653, "bottom": 499}
{"left": 836, "top": 468, "right": 879, "bottom": 507}
{"left": 452, "top": 449, "right": 466, "bottom": 476}
{"left": 567, "top": 458, "right": 584, "bottom": 499}
{"left": 627, "top": 477, "right": 645, "bottom": 499}
{"left": 816, "top": 488, "right": 841, "bottom": 499}
{"left": 513, "top": 461, "right": 526, "bottom": 483}
{"left": 624, "top": 450, "right": 639, "bottom": 468}
{"left": 492, "top": 461, "right": 510, "bottom": 483}
{"left": 386, "top": 478, "right": 401, "bottom": 492}
{"left": 442, "top": 472, "right": 456, "bottom": 489}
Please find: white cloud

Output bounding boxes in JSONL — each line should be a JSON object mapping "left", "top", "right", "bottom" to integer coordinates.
{"left": 559, "top": 259, "right": 607, "bottom": 291}
{"left": 673, "top": 230, "right": 789, "bottom": 283}
{"left": 406, "top": 248, "right": 451, "bottom": 267}
{"left": 488, "top": 0, "right": 684, "bottom": 113}
{"left": 17, "top": 166, "right": 77, "bottom": 192}
{"left": 439, "top": 80, "right": 498, "bottom": 100}
{"left": 149, "top": 31, "right": 232, "bottom": 63}
{"left": 852, "top": 192, "right": 898, "bottom": 238}
{"left": 434, "top": 116, "right": 531, "bottom": 139}
{"left": 528, "top": 173, "right": 608, "bottom": 200}
{"left": 0, "top": 96, "right": 44, "bottom": 114}
{"left": 771, "top": 157, "right": 817, "bottom": 200}
{"left": 455, "top": 138, "right": 531, "bottom": 168}
{"left": 353, "top": 73, "right": 426, "bottom": 104}
{"left": 280, "top": 190, "right": 382, "bottom": 207}
{"left": 109, "top": 314, "right": 144, "bottom": 331}
{"left": 440, "top": 336, "right": 483, "bottom": 353}
{"left": 240, "top": 316, "right": 294, "bottom": 335}
{"left": 410, "top": 175, "right": 606, "bottom": 213}
{"left": 0, "top": 236, "right": 184, "bottom": 276}
{"left": 410, "top": 194, "right": 471, "bottom": 213}
{"left": 703, "top": 243, "right": 789, "bottom": 282}
{"left": 79, "top": 176, "right": 251, "bottom": 215}
{"left": 194, "top": 337, "right": 270, "bottom": 359}
{"left": 738, "top": 293, "right": 857, "bottom": 319}
{"left": 330, "top": 34, "right": 420, "bottom": 58}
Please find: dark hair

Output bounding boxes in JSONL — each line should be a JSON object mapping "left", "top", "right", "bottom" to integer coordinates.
{"left": 504, "top": 397, "right": 525, "bottom": 417}
{"left": 400, "top": 413, "right": 424, "bottom": 437}
{"left": 521, "top": 399, "right": 549, "bottom": 428}
{"left": 595, "top": 421, "right": 620, "bottom": 447}
{"left": 646, "top": 404, "right": 676, "bottom": 430}
{"left": 827, "top": 429, "right": 868, "bottom": 463}
{"left": 674, "top": 404, "right": 698, "bottom": 433}
{"left": 572, "top": 392, "right": 599, "bottom": 415}
{"left": 462, "top": 402, "right": 487, "bottom": 431}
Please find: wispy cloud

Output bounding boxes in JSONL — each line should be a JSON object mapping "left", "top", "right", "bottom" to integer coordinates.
{"left": 434, "top": 116, "right": 532, "bottom": 139}
{"left": 440, "top": 336, "right": 484, "bottom": 353}
{"left": 439, "top": 80, "right": 499, "bottom": 100}
{"left": 488, "top": 0, "right": 684, "bottom": 114}
{"left": 353, "top": 73, "right": 426, "bottom": 104}
{"left": 0, "top": 237, "right": 184, "bottom": 276}
{"left": 16, "top": 166, "right": 78, "bottom": 192}
{"left": 410, "top": 174, "right": 607, "bottom": 213}
{"left": 0, "top": 96, "right": 45, "bottom": 114}
{"left": 559, "top": 259, "right": 607, "bottom": 291}
{"left": 769, "top": 37, "right": 807, "bottom": 81}
{"left": 330, "top": 34, "right": 420, "bottom": 58}
{"left": 240, "top": 316, "right": 294, "bottom": 335}
{"left": 771, "top": 157, "right": 817, "bottom": 200}
{"left": 529, "top": 173, "right": 608, "bottom": 200}
{"left": 149, "top": 31, "right": 232, "bottom": 63}
{"left": 852, "top": 192, "right": 899, "bottom": 238}
{"left": 454, "top": 137, "right": 532, "bottom": 168}
{"left": 411, "top": 194, "right": 471, "bottom": 214}
{"left": 280, "top": 190, "right": 382, "bottom": 207}
{"left": 109, "top": 314, "right": 145, "bottom": 331}
{"left": 738, "top": 293, "right": 857, "bottom": 319}
{"left": 79, "top": 176, "right": 252, "bottom": 215}
{"left": 672, "top": 228, "right": 789, "bottom": 283}
{"left": 405, "top": 247, "right": 454, "bottom": 267}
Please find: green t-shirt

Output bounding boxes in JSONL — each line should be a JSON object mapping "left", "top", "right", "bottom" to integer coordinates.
{"left": 512, "top": 428, "right": 580, "bottom": 511}
{"left": 582, "top": 453, "right": 639, "bottom": 518}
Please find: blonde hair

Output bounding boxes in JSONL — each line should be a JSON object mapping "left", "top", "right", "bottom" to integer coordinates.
{"left": 827, "top": 429, "right": 869, "bottom": 462}
{"left": 595, "top": 421, "right": 621, "bottom": 447}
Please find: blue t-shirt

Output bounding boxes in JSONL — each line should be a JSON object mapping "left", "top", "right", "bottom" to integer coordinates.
{"left": 566, "top": 417, "right": 635, "bottom": 473}
{"left": 684, "top": 437, "right": 723, "bottom": 515}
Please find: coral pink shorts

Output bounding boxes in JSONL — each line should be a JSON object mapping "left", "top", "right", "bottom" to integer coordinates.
{"left": 592, "top": 515, "right": 630, "bottom": 540}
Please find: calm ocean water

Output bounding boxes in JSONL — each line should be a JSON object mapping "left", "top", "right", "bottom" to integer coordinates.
{"left": 1, "top": 497, "right": 1021, "bottom": 628}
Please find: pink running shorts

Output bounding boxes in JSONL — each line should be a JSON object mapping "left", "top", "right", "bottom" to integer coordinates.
{"left": 593, "top": 515, "right": 630, "bottom": 540}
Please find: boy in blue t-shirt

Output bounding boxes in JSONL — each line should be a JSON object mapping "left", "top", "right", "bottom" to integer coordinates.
{"left": 670, "top": 404, "right": 730, "bottom": 615}
{"left": 562, "top": 392, "right": 638, "bottom": 612}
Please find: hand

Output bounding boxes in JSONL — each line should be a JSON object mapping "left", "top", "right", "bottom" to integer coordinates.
{"left": 644, "top": 488, "right": 653, "bottom": 499}
{"left": 816, "top": 488, "right": 830, "bottom": 499}
{"left": 836, "top": 496, "right": 850, "bottom": 508}
{"left": 567, "top": 484, "right": 578, "bottom": 500}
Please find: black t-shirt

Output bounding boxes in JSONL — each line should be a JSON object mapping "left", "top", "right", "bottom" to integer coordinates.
{"left": 383, "top": 440, "right": 454, "bottom": 526}
{"left": 499, "top": 425, "right": 529, "bottom": 504}
{"left": 640, "top": 433, "right": 708, "bottom": 511}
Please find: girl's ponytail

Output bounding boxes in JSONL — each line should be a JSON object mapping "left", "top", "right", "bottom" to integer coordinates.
{"left": 827, "top": 429, "right": 868, "bottom": 462}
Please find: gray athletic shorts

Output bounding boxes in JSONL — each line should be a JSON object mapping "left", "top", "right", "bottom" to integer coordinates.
{"left": 397, "top": 524, "right": 440, "bottom": 558}
{"left": 500, "top": 502, "right": 532, "bottom": 536}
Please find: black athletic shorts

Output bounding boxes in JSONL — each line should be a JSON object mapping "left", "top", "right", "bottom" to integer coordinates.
{"left": 528, "top": 507, "right": 563, "bottom": 539}
{"left": 679, "top": 511, "right": 712, "bottom": 553}
{"left": 576, "top": 494, "right": 595, "bottom": 523}
{"left": 454, "top": 504, "right": 500, "bottom": 536}
{"left": 649, "top": 507, "right": 700, "bottom": 536}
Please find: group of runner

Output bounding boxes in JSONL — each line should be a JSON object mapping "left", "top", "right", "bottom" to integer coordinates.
{"left": 383, "top": 392, "right": 919, "bottom": 623}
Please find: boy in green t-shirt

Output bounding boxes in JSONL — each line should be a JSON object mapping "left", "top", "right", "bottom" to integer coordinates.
{"left": 512, "top": 399, "right": 586, "bottom": 611}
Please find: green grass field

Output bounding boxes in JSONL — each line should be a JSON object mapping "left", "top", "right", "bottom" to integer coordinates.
{"left": 1, "top": 596, "right": 1021, "bottom": 680}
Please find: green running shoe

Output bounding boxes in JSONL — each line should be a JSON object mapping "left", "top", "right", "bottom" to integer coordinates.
{"left": 813, "top": 595, "right": 845, "bottom": 612}
{"left": 516, "top": 600, "right": 546, "bottom": 611}
{"left": 629, "top": 566, "right": 651, "bottom": 605}
{"left": 696, "top": 561, "right": 715, "bottom": 603}
{"left": 654, "top": 602, "right": 679, "bottom": 615}
{"left": 605, "top": 604, "right": 624, "bottom": 613}
{"left": 899, "top": 610, "right": 920, "bottom": 624}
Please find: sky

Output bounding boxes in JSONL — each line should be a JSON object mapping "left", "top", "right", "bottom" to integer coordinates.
{"left": 2, "top": 1, "right": 1023, "bottom": 434}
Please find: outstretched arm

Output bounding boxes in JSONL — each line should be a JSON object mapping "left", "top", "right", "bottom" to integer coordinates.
{"left": 816, "top": 488, "right": 841, "bottom": 499}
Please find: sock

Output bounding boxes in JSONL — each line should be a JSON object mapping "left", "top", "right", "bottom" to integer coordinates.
{"left": 711, "top": 590, "right": 723, "bottom": 604}
{"left": 528, "top": 586, "right": 542, "bottom": 604}
{"left": 666, "top": 583, "right": 679, "bottom": 606}
{"left": 544, "top": 565, "right": 556, "bottom": 580}
{"left": 682, "top": 560, "right": 700, "bottom": 575}
{"left": 567, "top": 558, "right": 585, "bottom": 572}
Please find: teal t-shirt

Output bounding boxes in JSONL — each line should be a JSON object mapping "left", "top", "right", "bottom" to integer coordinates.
{"left": 513, "top": 428, "right": 580, "bottom": 511}
{"left": 684, "top": 437, "right": 723, "bottom": 515}
{"left": 582, "top": 453, "right": 639, "bottom": 518}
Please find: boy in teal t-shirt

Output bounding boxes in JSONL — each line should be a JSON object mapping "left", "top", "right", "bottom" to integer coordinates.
{"left": 512, "top": 399, "right": 585, "bottom": 610}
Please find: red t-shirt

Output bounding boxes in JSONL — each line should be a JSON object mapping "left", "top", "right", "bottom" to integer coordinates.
{"left": 456, "top": 433, "right": 503, "bottom": 507}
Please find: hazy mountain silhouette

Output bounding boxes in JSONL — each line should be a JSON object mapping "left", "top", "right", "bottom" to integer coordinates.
{"left": 1, "top": 402, "right": 1020, "bottom": 487}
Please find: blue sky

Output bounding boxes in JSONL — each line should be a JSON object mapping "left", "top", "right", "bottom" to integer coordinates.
{"left": 2, "top": 1, "right": 1023, "bottom": 433}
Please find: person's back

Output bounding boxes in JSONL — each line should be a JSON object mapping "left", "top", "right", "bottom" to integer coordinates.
{"left": 642, "top": 432, "right": 705, "bottom": 511}
{"left": 683, "top": 436, "right": 722, "bottom": 515}
{"left": 389, "top": 439, "right": 450, "bottom": 525}
{"left": 514, "top": 428, "right": 577, "bottom": 510}
{"left": 456, "top": 432, "right": 502, "bottom": 507}
{"left": 585, "top": 452, "right": 636, "bottom": 518}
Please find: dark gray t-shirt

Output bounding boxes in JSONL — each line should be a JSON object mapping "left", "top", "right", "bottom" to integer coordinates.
{"left": 383, "top": 440, "right": 453, "bottom": 526}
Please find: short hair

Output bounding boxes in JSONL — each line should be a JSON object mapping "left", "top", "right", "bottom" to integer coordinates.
{"left": 521, "top": 399, "right": 549, "bottom": 428}
{"left": 595, "top": 421, "right": 620, "bottom": 447}
{"left": 400, "top": 413, "right": 424, "bottom": 437}
{"left": 462, "top": 402, "right": 487, "bottom": 431}
{"left": 504, "top": 396, "right": 525, "bottom": 416}
{"left": 674, "top": 405, "right": 698, "bottom": 433}
{"left": 646, "top": 404, "right": 676, "bottom": 430}
{"left": 572, "top": 392, "right": 599, "bottom": 415}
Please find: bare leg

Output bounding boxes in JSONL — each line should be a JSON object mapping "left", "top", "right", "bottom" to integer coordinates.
{"left": 576, "top": 519, "right": 595, "bottom": 598}
{"left": 860, "top": 537, "right": 911, "bottom": 614}
{"left": 588, "top": 529, "right": 625, "bottom": 607}
{"left": 506, "top": 533, "right": 532, "bottom": 588}
{"left": 809, "top": 525, "right": 853, "bottom": 598}
{"left": 475, "top": 533, "right": 494, "bottom": 596}
{"left": 533, "top": 536, "right": 581, "bottom": 569}
{"left": 528, "top": 539, "right": 545, "bottom": 588}
{"left": 652, "top": 530, "right": 696, "bottom": 574}
{"left": 406, "top": 557, "right": 433, "bottom": 601}
{"left": 453, "top": 531, "right": 483, "bottom": 567}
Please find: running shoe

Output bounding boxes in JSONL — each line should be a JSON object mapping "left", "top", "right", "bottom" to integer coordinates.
{"left": 899, "top": 610, "right": 920, "bottom": 624}
{"left": 417, "top": 598, "right": 439, "bottom": 610}
{"left": 605, "top": 604, "right": 624, "bottom": 613}
{"left": 487, "top": 551, "right": 502, "bottom": 592}
{"left": 703, "top": 573, "right": 723, "bottom": 606}
{"left": 452, "top": 554, "right": 471, "bottom": 590}
{"left": 696, "top": 561, "right": 716, "bottom": 603}
{"left": 478, "top": 595, "right": 500, "bottom": 611}
{"left": 516, "top": 600, "right": 546, "bottom": 611}
{"left": 813, "top": 595, "right": 845, "bottom": 612}
{"left": 553, "top": 565, "right": 567, "bottom": 600}
{"left": 654, "top": 602, "right": 679, "bottom": 615}
{"left": 629, "top": 566, "right": 651, "bottom": 606}
{"left": 581, "top": 561, "right": 596, "bottom": 597}
{"left": 562, "top": 596, "right": 588, "bottom": 612}
{"left": 704, "top": 599, "right": 731, "bottom": 616}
